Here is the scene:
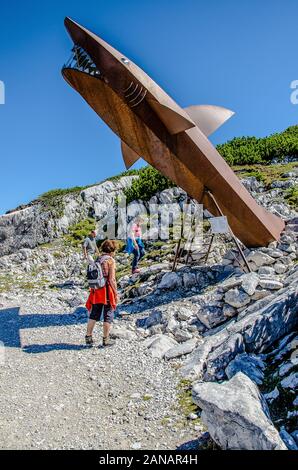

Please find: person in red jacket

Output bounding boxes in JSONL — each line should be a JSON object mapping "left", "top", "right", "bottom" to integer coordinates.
{"left": 85, "top": 239, "right": 118, "bottom": 347}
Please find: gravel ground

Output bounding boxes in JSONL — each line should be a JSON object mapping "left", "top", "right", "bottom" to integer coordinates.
{"left": 0, "top": 297, "right": 201, "bottom": 450}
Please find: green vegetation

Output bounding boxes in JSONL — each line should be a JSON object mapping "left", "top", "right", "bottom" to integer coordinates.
{"left": 124, "top": 166, "right": 175, "bottom": 203}
{"left": 32, "top": 126, "right": 297, "bottom": 217}
{"left": 217, "top": 125, "right": 298, "bottom": 166}
{"left": 104, "top": 168, "right": 140, "bottom": 182}
{"left": 233, "top": 161, "right": 298, "bottom": 186}
{"left": 38, "top": 186, "right": 88, "bottom": 217}
{"left": 285, "top": 185, "right": 298, "bottom": 207}
{"left": 121, "top": 126, "right": 298, "bottom": 202}
{"left": 177, "top": 379, "right": 201, "bottom": 422}
{"left": 38, "top": 186, "right": 87, "bottom": 200}
{"left": 64, "top": 218, "right": 96, "bottom": 247}
{"left": 142, "top": 394, "right": 153, "bottom": 401}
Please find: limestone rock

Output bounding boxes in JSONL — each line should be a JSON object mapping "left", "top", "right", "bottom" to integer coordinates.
{"left": 281, "top": 372, "right": 298, "bottom": 390}
{"left": 224, "top": 288, "right": 251, "bottom": 308}
{"left": 258, "top": 279, "right": 284, "bottom": 290}
{"left": 279, "top": 427, "right": 298, "bottom": 450}
{"left": 241, "top": 273, "right": 259, "bottom": 296}
{"left": 247, "top": 251, "right": 275, "bottom": 267}
{"left": 258, "top": 266, "right": 275, "bottom": 276}
{"left": 203, "top": 334, "right": 245, "bottom": 381}
{"left": 197, "top": 305, "right": 225, "bottom": 329}
{"left": 225, "top": 353, "right": 265, "bottom": 385}
{"left": 164, "top": 338, "right": 198, "bottom": 360}
{"left": 144, "top": 334, "right": 178, "bottom": 359}
{"left": 192, "top": 372, "right": 287, "bottom": 450}
{"left": 110, "top": 326, "right": 136, "bottom": 340}
{"left": 173, "top": 328, "right": 193, "bottom": 343}
{"left": 158, "top": 272, "right": 182, "bottom": 290}
{"left": 264, "top": 387, "right": 280, "bottom": 403}
{"left": 274, "top": 263, "right": 288, "bottom": 274}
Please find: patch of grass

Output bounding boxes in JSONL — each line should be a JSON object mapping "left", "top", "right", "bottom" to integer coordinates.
{"left": 64, "top": 218, "right": 96, "bottom": 247}
{"left": 233, "top": 162, "right": 298, "bottom": 187}
{"left": 160, "top": 416, "right": 171, "bottom": 426}
{"left": 19, "top": 281, "right": 35, "bottom": 290}
{"left": 39, "top": 242, "right": 54, "bottom": 249}
{"left": 0, "top": 279, "right": 11, "bottom": 293}
{"left": 53, "top": 251, "right": 64, "bottom": 258}
{"left": 142, "top": 394, "right": 153, "bottom": 401}
{"left": 104, "top": 168, "right": 140, "bottom": 182}
{"left": 284, "top": 185, "right": 298, "bottom": 208}
{"left": 38, "top": 186, "right": 88, "bottom": 200}
{"left": 177, "top": 379, "right": 200, "bottom": 421}
{"left": 30, "top": 266, "right": 42, "bottom": 277}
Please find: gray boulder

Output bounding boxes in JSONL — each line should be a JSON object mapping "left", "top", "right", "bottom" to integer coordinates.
{"left": 158, "top": 272, "right": 182, "bottom": 290}
{"left": 225, "top": 353, "right": 265, "bottom": 385}
{"left": 197, "top": 305, "right": 225, "bottom": 329}
{"left": 165, "top": 338, "right": 198, "bottom": 360}
{"left": 192, "top": 372, "right": 287, "bottom": 450}
{"left": 173, "top": 328, "right": 193, "bottom": 342}
{"left": 180, "top": 281, "right": 298, "bottom": 381}
{"left": 143, "top": 334, "right": 178, "bottom": 359}
{"left": 224, "top": 288, "right": 251, "bottom": 308}
{"left": 246, "top": 251, "right": 275, "bottom": 267}
{"left": 241, "top": 273, "right": 259, "bottom": 295}
{"left": 203, "top": 334, "right": 245, "bottom": 381}
{"left": 258, "top": 279, "right": 284, "bottom": 290}
{"left": 280, "top": 372, "right": 298, "bottom": 390}
{"left": 279, "top": 427, "right": 298, "bottom": 450}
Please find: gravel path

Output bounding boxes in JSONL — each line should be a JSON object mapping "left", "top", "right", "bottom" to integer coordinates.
{"left": 0, "top": 298, "right": 199, "bottom": 450}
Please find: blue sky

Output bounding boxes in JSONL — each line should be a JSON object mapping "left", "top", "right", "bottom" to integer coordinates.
{"left": 0, "top": 0, "right": 297, "bottom": 214}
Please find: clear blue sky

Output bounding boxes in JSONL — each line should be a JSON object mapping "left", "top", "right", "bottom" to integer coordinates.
{"left": 0, "top": 0, "right": 297, "bottom": 214}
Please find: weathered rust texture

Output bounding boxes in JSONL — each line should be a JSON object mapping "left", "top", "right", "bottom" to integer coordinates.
{"left": 62, "top": 17, "right": 285, "bottom": 247}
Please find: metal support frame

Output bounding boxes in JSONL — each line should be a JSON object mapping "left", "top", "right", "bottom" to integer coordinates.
{"left": 172, "top": 187, "right": 251, "bottom": 273}
{"left": 206, "top": 189, "right": 251, "bottom": 273}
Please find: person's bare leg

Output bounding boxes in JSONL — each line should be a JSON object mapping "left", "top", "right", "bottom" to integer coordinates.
{"left": 103, "top": 321, "right": 111, "bottom": 339}
{"left": 86, "top": 319, "right": 96, "bottom": 337}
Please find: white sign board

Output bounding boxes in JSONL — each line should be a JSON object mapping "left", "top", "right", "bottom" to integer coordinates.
{"left": 210, "top": 216, "right": 229, "bottom": 234}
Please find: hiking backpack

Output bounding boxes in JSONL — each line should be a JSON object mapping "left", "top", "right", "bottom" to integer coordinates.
{"left": 86, "top": 257, "right": 108, "bottom": 289}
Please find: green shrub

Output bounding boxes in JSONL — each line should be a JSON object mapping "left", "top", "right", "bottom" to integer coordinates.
{"left": 65, "top": 218, "right": 96, "bottom": 247}
{"left": 38, "top": 186, "right": 88, "bottom": 217}
{"left": 284, "top": 185, "right": 298, "bottom": 208}
{"left": 216, "top": 125, "right": 298, "bottom": 166}
{"left": 124, "top": 166, "right": 175, "bottom": 203}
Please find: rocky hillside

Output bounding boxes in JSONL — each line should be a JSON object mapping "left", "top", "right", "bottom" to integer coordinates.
{"left": 0, "top": 159, "right": 297, "bottom": 450}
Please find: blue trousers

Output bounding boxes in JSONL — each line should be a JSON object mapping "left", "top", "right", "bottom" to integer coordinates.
{"left": 132, "top": 245, "right": 145, "bottom": 271}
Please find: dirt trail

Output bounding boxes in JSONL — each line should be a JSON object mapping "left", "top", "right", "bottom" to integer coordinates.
{"left": 0, "top": 301, "right": 199, "bottom": 450}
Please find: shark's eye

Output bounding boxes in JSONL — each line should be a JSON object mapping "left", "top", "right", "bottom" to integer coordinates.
{"left": 121, "top": 58, "right": 130, "bottom": 65}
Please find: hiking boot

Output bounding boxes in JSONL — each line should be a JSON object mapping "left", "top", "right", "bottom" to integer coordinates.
{"left": 132, "top": 268, "right": 140, "bottom": 274}
{"left": 85, "top": 335, "right": 94, "bottom": 347}
{"left": 102, "top": 336, "right": 116, "bottom": 347}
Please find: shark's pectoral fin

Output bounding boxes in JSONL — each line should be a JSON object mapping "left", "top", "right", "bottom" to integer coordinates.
{"left": 147, "top": 98, "right": 196, "bottom": 135}
{"left": 121, "top": 140, "right": 140, "bottom": 169}
{"left": 184, "top": 105, "right": 235, "bottom": 137}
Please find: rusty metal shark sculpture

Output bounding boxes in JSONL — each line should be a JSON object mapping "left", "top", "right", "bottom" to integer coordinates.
{"left": 62, "top": 17, "right": 284, "bottom": 247}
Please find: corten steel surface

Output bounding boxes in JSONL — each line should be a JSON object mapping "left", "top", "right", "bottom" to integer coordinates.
{"left": 62, "top": 17, "right": 285, "bottom": 247}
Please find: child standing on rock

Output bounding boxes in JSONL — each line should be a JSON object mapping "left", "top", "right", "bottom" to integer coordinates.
{"left": 85, "top": 240, "right": 118, "bottom": 347}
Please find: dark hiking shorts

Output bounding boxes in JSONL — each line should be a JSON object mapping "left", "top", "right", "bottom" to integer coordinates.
{"left": 89, "top": 303, "right": 114, "bottom": 324}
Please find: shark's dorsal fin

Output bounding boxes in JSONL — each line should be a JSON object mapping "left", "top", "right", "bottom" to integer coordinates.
{"left": 121, "top": 140, "right": 140, "bottom": 169}
{"left": 184, "top": 105, "right": 235, "bottom": 136}
{"left": 147, "top": 98, "right": 196, "bottom": 135}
